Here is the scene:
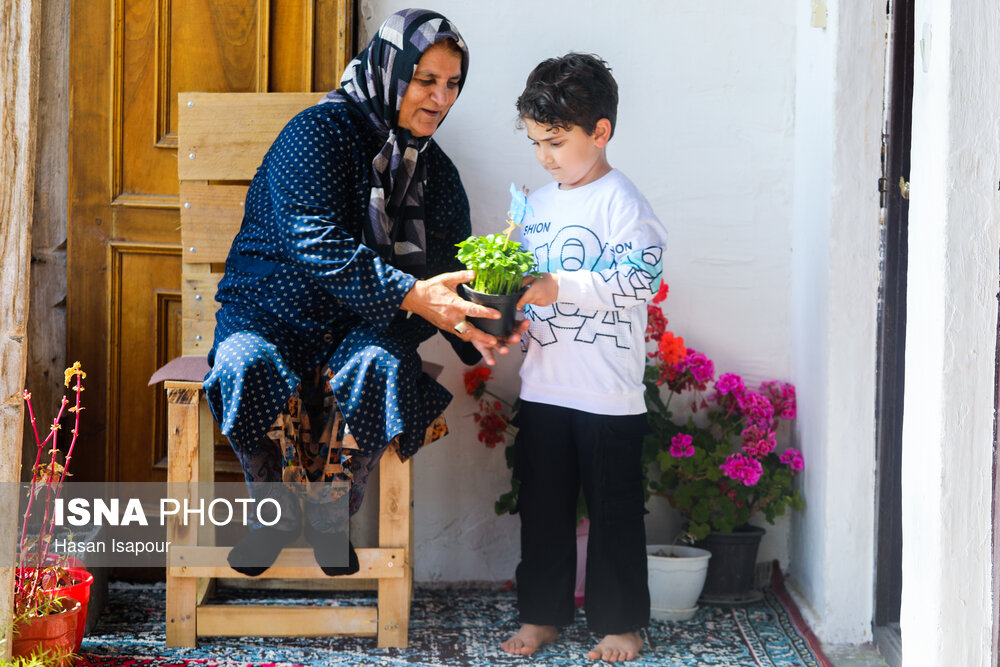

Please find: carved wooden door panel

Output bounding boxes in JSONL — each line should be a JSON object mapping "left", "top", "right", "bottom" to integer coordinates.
{"left": 68, "top": 0, "right": 353, "bottom": 483}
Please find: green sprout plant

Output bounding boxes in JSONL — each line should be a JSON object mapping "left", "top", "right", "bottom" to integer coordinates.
{"left": 455, "top": 183, "right": 538, "bottom": 295}
{"left": 455, "top": 233, "right": 537, "bottom": 295}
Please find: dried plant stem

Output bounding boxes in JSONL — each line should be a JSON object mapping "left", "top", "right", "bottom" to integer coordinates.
{"left": 17, "top": 395, "right": 68, "bottom": 557}
{"left": 15, "top": 366, "right": 85, "bottom": 618}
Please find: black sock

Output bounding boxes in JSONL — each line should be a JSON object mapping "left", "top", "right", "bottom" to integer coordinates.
{"left": 304, "top": 523, "right": 359, "bottom": 576}
{"left": 227, "top": 526, "right": 299, "bottom": 577}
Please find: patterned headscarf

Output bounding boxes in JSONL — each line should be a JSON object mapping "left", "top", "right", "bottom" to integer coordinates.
{"left": 320, "top": 8, "right": 469, "bottom": 273}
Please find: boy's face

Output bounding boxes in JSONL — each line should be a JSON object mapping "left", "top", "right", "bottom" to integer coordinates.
{"left": 523, "top": 118, "right": 611, "bottom": 190}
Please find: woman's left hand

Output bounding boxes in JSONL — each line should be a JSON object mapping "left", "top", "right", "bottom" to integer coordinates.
{"left": 468, "top": 319, "right": 530, "bottom": 366}
{"left": 402, "top": 270, "right": 526, "bottom": 364}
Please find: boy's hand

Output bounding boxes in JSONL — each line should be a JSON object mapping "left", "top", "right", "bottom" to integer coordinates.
{"left": 517, "top": 273, "right": 559, "bottom": 309}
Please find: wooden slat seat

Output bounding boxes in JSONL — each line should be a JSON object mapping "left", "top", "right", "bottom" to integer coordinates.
{"left": 162, "top": 92, "right": 415, "bottom": 649}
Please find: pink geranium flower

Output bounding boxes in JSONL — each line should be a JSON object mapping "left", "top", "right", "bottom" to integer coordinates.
{"left": 741, "top": 425, "right": 776, "bottom": 458}
{"left": 669, "top": 433, "right": 695, "bottom": 458}
{"left": 779, "top": 448, "right": 805, "bottom": 471}
{"left": 761, "top": 381, "right": 797, "bottom": 420}
{"left": 719, "top": 453, "right": 763, "bottom": 486}
{"left": 716, "top": 373, "right": 745, "bottom": 396}
{"left": 714, "top": 373, "right": 748, "bottom": 413}
{"left": 665, "top": 348, "right": 715, "bottom": 394}
{"left": 737, "top": 391, "right": 775, "bottom": 428}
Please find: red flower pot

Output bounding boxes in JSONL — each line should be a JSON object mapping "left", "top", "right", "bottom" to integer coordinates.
{"left": 12, "top": 597, "right": 82, "bottom": 666}
{"left": 17, "top": 565, "right": 94, "bottom": 653}
{"left": 57, "top": 567, "right": 94, "bottom": 653}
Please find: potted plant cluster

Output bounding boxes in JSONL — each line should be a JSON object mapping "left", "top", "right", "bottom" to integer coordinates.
{"left": 643, "top": 289, "right": 804, "bottom": 602}
{"left": 462, "top": 282, "right": 805, "bottom": 612}
{"left": 4, "top": 363, "right": 94, "bottom": 666}
{"left": 466, "top": 358, "right": 715, "bottom": 619}
{"left": 455, "top": 183, "right": 538, "bottom": 337}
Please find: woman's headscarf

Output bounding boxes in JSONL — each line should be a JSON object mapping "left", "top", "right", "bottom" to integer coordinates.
{"left": 321, "top": 8, "right": 469, "bottom": 273}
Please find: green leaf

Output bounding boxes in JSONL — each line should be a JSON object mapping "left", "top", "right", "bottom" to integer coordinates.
{"left": 715, "top": 515, "right": 737, "bottom": 533}
{"left": 503, "top": 443, "right": 515, "bottom": 469}
{"left": 454, "top": 234, "right": 536, "bottom": 295}
{"left": 691, "top": 499, "right": 711, "bottom": 523}
{"left": 494, "top": 478, "right": 521, "bottom": 516}
{"left": 688, "top": 522, "right": 711, "bottom": 541}
{"left": 716, "top": 494, "right": 736, "bottom": 516}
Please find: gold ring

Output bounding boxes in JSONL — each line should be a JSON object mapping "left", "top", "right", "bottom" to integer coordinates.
{"left": 453, "top": 321, "right": 469, "bottom": 335}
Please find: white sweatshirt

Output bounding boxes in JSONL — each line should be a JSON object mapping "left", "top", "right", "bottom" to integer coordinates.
{"left": 518, "top": 169, "right": 668, "bottom": 415}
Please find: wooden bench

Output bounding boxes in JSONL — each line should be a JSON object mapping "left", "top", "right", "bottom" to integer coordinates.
{"left": 162, "top": 92, "right": 415, "bottom": 648}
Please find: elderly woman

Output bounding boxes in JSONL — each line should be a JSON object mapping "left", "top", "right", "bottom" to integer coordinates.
{"left": 205, "top": 9, "right": 518, "bottom": 576}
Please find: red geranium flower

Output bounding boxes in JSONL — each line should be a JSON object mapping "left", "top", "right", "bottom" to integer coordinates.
{"left": 463, "top": 366, "right": 492, "bottom": 398}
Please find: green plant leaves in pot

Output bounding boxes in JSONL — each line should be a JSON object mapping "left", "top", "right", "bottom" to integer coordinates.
{"left": 455, "top": 233, "right": 537, "bottom": 337}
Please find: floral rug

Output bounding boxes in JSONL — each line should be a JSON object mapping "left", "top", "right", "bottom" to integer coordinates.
{"left": 76, "top": 570, "right": 829, "bottom": 667}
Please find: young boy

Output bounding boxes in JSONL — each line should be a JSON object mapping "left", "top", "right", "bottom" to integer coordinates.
{"left": 500, "top": 53, "right": 667, "bottom": 663}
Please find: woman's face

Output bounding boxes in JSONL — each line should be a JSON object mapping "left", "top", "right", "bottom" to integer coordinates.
{"left": 397, "top": 42, "right": 463, "bottom": 137}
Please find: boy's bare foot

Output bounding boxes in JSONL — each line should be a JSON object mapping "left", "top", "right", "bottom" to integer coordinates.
{"left": 500, "top": 623, "right": 558, "bottom": 655}
{"left": 587, "top": 631, "right": 643, "bottom": 662}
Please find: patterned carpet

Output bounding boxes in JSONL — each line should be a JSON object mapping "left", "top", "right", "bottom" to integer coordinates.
{"left": 76, "top": 573, "right": 828, "bottom": 667}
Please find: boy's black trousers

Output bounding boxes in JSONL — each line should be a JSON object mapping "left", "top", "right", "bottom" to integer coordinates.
{"left": 512, "top": 400, "right": 650, "bottom": 635}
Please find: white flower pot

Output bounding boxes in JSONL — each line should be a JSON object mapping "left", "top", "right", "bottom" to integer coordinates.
{"left": 646, "top": 544, "right": 712, "bottom": 621}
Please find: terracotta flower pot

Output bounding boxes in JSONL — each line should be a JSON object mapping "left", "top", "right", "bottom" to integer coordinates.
{"left": 458, "top": 284, "right": 524, "bottom": 338}
{"left": 56, "top": 568, "right": 93, "bottom": 653}
{"left": 16, "top": 566, "right": 93, "bottom": 654}
{"left": 12, "top": 597, "right": 82, "bottom": 667}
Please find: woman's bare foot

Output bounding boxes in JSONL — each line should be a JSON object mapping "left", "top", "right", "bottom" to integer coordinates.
{"left": 587, "top": 631, "right": 644, "bottom": 662}
{"left": 500, "top": 623, "right": 559, "bottom": 655}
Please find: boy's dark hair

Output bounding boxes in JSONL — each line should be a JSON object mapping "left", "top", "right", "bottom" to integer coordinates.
{"left": 516, "top": 53, "right": 618, "bottom": 139}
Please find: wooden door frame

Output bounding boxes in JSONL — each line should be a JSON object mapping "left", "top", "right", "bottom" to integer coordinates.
{"left": 0, "top": 0, "right": 43, "bottom": 656}
{"left": 873, "top": 0, "right": 914, "bottom": 656}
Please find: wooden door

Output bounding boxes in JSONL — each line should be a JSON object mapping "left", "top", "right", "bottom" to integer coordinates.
{"left": 68, "top": 0, "right": 354, "bottom": 483}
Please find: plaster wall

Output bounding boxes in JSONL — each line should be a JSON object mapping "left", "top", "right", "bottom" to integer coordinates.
{"left": 360, "top": 1, "right": 798, "bottom": 582}
{"left": 789, "top": 0, "right": 834, "bottom": 628}
{"left": 902, "top": 0, "right": 999, "bottom": 662}
{"left": 788, "top": 0, "right": 884, "bottom": 644}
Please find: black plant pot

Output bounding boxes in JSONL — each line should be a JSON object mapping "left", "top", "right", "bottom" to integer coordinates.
{"left": 458, "top": 284, "right": 523, "bottom": 338}
{"left": 693, "top": 524, "right": 766, "bottom": 604}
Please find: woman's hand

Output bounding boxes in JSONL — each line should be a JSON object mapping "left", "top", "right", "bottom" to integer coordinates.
{"left": 402, "top": 270, "right": 492, "bottom": 327}
{"left": 402, "top": 270, "right": 523, "bottom": 364}
{"left": 469, "top": 319, "right": 529, "bottom": 365}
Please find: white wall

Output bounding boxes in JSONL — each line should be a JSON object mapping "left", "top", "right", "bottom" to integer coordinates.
{"left": 787, "top": 0, "right": 884, "bottom": 644}
{"left": 902, "top": 1, "right": 999, "bottom": 663}
{"left": 360, "top": 0, "right": 798, "bottom": 581}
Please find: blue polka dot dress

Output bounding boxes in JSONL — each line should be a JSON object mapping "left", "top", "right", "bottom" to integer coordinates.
{"left": 204, "top": 101, "right": 476, "bottom": 481}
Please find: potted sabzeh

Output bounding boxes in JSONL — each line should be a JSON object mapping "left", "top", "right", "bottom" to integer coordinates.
{"left": 455, "top": 184, "right": 538, "bottom": 337}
